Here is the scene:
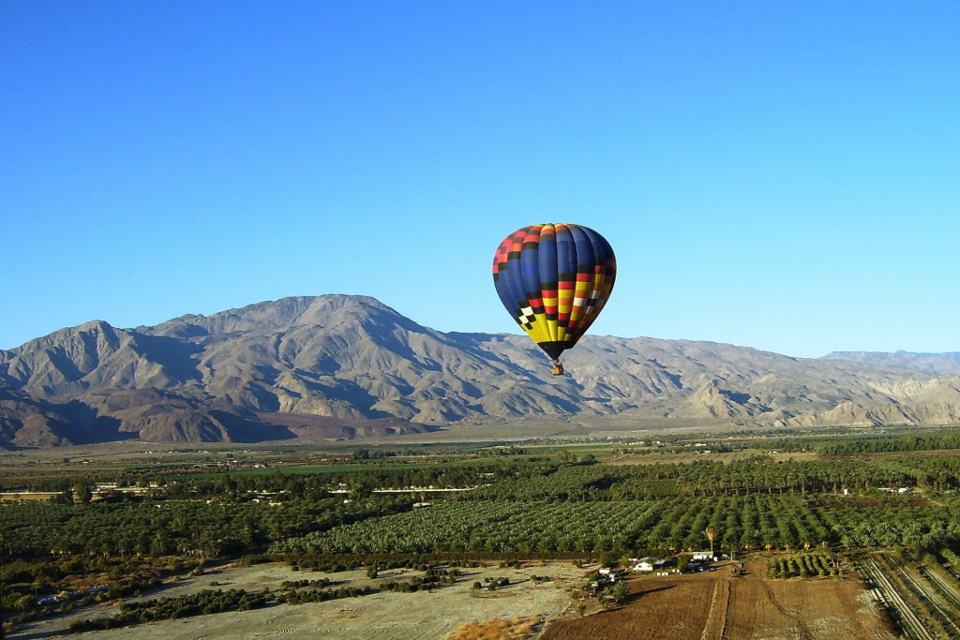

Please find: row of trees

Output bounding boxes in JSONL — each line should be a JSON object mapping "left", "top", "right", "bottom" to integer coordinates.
{"left": 68, "top": 589, "right": 269, "bottom": 632}
{"left": 766, "top": 552, "right": 838, "bottom": 578}
{"left": 1, "top": 554, "right": 195, "bottom": 623}
{"left": 67, "top": 568, "right": 465, "bottom": 630}
{"left": 8, "top": 456, "right": 959, "bottom": 565}
{"left": 1, "top": 455, "right": 545, "bottom": 494}
{"left": 0, "top": 496, "right": 411, "bottom": 559}
{"left": 273, "top": 494, "right": 960, "bottom": 557}
{"left": 10, "top": 448, "right": 960, "bottom": 500}
{"left": 940, "top": 546, "right": 960, "bottom": 571}
{"left": 814, "top": 504, "right": 957, "bottom": 549}
{"left": 467, "top": 455, "right": 960, "bottom": 502}
{"left": 819, "top": 431, "right": 960, "bottom": 455}
{"left": 869, "top": 552, "right": 960, "bottom": 638}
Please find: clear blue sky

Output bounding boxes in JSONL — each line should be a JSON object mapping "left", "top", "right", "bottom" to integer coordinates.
{"left": 2, "top": 2, "right": 958, "bottom": 357}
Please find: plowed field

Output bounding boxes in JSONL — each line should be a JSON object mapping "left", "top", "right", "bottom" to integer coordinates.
{"left": 541, "top": 561, "right": 896, "bottom": 640}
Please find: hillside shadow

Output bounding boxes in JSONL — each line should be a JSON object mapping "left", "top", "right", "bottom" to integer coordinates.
{"left": 538, "top": 392, "right": 581, "bottom": 413}
{"left": 134, "top": 334, "right": 203, "bottom": 382}
{"left": 323, "top": 380, "right": 394, "bottom": 418}
{"left": 46, "top": 348, "right": 86, "bottom": 382}
{"left": 209, "top": 410, "right": 297, "bottom": 442}
{"left": 439, "top": 332, "right": 529, "bottom": 374}
{"left": 61, "top": 400, "right": 136, "bottom": 443}
{"left": 719, "top": 389, "right": 752, "bottom": 404}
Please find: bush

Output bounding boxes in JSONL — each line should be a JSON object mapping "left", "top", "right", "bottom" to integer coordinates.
{"left": 611, "top": 581, "right": 630, "bottom": 605}
{"left": 69, "top": 589, "right": 269, "bottom": 632}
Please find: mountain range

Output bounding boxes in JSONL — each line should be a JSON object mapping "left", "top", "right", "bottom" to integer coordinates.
{"left": 1, "top": 295, "right": 958, "bottom": 447}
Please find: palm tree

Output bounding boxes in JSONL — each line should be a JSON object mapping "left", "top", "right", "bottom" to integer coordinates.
{"left": 704, "top": 527, "right": 717, "bottom": 557}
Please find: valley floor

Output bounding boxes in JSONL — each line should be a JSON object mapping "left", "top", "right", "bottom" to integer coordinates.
{"left": 12, "top": 561, "right": 582, "bottom": 640}
{"left": 11, "top": 559, "right": 901, "bottom": 640}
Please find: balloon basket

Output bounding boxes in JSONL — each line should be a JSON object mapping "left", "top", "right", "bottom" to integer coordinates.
{"left": 551, "top": 362, "right": 565, "bottom": 376}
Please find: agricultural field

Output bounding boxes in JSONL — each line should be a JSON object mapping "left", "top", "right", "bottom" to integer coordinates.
{"left": 4, "top": 428, "right": 960, "bottom": 638}
{"left": 603, "top": 449, "right": 822, "bottom": 465}
{"left": 275, "top": 495, "right": 837, "bottom": 555}
{"left": 541, "top": 560, "right": 894, "bottom": 640}
{"left": 857, "top": 550, "right": 960, "bottom": 640}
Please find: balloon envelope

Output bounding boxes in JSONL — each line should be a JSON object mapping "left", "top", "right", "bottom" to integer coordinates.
{"left": 492, "top": 223, "right": 616, "bottom": 362}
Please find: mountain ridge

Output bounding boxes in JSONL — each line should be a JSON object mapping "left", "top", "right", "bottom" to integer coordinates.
{"left": 822, "top": 350, "right": 960, "bottom": 376}
{"left": 1, "top": 294, "right": 958, "bottom": 447}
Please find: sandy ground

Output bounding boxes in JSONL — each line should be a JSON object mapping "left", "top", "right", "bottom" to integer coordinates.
{"left": 541, "top": 560, "right": 896, "bottom": 640}
{"left": 14, "top": 561, "right": 584, "bottom": 640}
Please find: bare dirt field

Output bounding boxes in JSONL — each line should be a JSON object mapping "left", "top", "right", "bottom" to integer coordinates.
{"left": 541, "top": 561, "right": 896, "bottom": 640}
{"left": 540, "top": 567, "right": 720, "bottom": 640}
{"left": 724, "top": 560, "right": 895, "bottom": 640}
{"left": 33, "top": 561, "right": 584, "bottom": 640}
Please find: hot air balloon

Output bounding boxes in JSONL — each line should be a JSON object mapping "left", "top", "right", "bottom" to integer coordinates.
{"left": 492, "top": 223, "right": 616, "bottom": 375}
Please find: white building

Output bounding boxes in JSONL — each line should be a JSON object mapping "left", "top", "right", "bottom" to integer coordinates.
{"left": 631, "top": 557, "right": 665, "bottom": 572}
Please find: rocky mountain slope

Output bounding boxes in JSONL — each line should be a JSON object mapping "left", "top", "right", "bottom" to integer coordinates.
{"left": 1, "top": 295, "right": 958, "bottom": 446}
{"left": 823, "top": 351, "right": 960, "bottom": 376}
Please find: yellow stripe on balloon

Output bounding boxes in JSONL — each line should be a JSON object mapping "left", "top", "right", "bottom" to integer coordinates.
{"left": 557, "top": 288, "right": 574, "bottom": 341}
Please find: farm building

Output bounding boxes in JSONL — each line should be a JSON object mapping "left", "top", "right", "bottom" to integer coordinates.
{"left": 631, "top": 557, "right": 666, "bottom": 572}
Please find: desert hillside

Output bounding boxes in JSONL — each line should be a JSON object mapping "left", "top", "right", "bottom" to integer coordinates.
{"left": 1, "top": 295, "right": 958, "bottom": 446}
